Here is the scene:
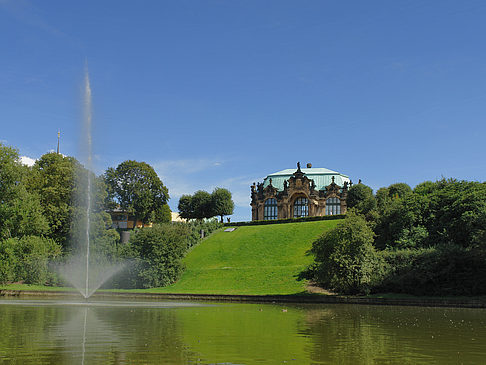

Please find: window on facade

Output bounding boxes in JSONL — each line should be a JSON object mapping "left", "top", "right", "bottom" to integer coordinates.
{"left": 264, "top": 198, "right": 278, "bottom": 220}
{"left": 325, "top": 197, "right": 341, "bottom": 215}
{"left": 293, "top": 197, "right": 309, "bottom": 218}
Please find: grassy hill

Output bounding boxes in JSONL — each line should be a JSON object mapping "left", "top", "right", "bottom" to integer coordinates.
{"left": 154, "top": 219, "right": 341, "bottom": 295}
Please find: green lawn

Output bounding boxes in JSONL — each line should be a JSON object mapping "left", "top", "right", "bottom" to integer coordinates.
{"left": 0, "top": 220, "right": 340, "bottom": 296}
{"left": 152, "top": 220, "right": 340, "bottom": 295}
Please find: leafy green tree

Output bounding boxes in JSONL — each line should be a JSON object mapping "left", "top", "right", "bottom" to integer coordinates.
{"left": 0, "top": 238, "right": 16, "bottom": 283}
{"left": 374, "top": 193, "right": 429, "bottom": 250}
{"left": 191, "top": 190, "right": 213, "bottom": 220}
{"left": 388, "top": 183, "right": 412, "bottom": 199}
{"left": 120, "top": 223, "right": 190, "bottom": 288}
{"left": 27, "top": 153, "right": 79, "bottom": 246}
{"left": 211, "top": 187, "right": 234, "bottom": 223}
{"left": 154, "top": 203, "right": 172, "bottom": 223}
{"left": 417, "top": 179, "right": 486, "bottom": 248}
{"left": 0, "top": 187, "right": 49, "bottom": 239}
{"left": 375, "top": 187, "right": 390, "bottom": 209}
{"left": 0, "top": 144, "right": 48, "bottom": 240}
{"left": 347, "top": 183, "right": 376, "bottom": 215}
{"left": 0, "top": 143, "right": 24, "bottom": 200}
{"left": 307, "top": 213, "right": 381, "bottom": 294}
{"left": 177, "top": 194, "right": 194, "bottom": 220}
{"left": 104, "top": 160, "right": 169, "bottom": 225}
{"left": 0, "top": 236, "right": 61, "bottom": 285}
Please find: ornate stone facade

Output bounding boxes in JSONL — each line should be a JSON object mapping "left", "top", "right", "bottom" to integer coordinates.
{"left": 250, "top": 163, "right": 350, "bottom": 221}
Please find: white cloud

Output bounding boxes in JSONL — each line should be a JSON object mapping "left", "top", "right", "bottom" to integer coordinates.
{"left": 20, "top": 156, "right": 36, "bottom": 167}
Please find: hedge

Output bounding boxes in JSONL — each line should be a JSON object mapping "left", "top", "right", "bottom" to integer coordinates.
{"left": 224, "top": 214, "right": 345, "bottom": 227}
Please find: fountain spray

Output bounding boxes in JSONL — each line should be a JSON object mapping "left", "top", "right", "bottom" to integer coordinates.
{"left": 83, "top": 67, "right": 92, "bottom": 299}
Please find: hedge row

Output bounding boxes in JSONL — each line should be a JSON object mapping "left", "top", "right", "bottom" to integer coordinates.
{"left": 225, "top": 214, "right": 345, "bottom": 227}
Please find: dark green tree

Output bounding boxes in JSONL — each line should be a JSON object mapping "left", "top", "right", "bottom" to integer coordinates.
{"left": 0, "top": 144, "right": 49, "bottom": 240}
{"left": 388, "top": 183, "right": 412, "bottom": 199}
{"left": 154, "top": 203, "right": 172, "bottom": 223}
{"left": 307, "top": 212, "right": 381, "bottom": 294}
{"left": 191, "top": 190, "right": 213, "bottom": 220}
{"left": 211, "top": 187, "right": 234, "bottom": 223}
{"left": 120, "top": 223, "right": 190, "bottom": 288}
{"left": 177, "top": 194, "right": 194, "bottom": 220}
{"left": 27, "top": 153, "right": 79, "bottom": 246}
{"left": 415, "top": 179, "right": 486, "bottom": 248}
{"left": 347, "top": 183, "right": 376, "bottom": 215}
{"left": 104, "top": 160, "right": 169, "bottom": 225}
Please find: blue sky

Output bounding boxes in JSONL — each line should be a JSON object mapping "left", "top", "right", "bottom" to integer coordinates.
{"left": 1, "top": 0, "right": 486, "bottom": 221}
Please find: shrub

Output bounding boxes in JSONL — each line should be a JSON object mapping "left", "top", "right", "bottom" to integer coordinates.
{"left": 306, "top": 213, "right": 383, "bottom": 294}
{"left": 377, "top": 246, "right": 486, "bottom": 296}
{"left": 225, "top": 214, "right": 345, "bottom": 227}
{"left": 118, "top": 224, "right": 191, "bottom": 288}
{"left": 0, "top": 236, "right": 61, "bottom": 285}
{"left": 0, "top": 239, "right": 16, "bottom": 284}
{"left": 184, "top": 219, "right": 222, "bottom": 248}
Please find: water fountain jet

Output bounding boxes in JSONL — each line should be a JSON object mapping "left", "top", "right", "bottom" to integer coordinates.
{"left": 57, "top": 67, "right": 125, "bottom": 299}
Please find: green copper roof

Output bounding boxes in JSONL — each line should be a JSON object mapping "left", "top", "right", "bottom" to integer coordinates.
{"left": 262, "top": 167, "right": 350, "bottom": 192}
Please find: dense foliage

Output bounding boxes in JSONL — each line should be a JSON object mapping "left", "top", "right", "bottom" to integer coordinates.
{"left": 0, "top": 143, "right": 181, "bottom": 288}
{"left": 307, "top": 213, "right": 381, "bottom": 294}
{"left": 0, "top": 236, "right": 61, "bottom": 285}
{"left": 305, "top": 180, "right": 486, "bottom": 295}
{"left": 115, "top": 220, "right": 222, "bottom": 288}
{"left": 104, "top": 160, "right": 170, "bottom": 224}
{"left": 178, "top": 188, "right": 234, "bottom": 222}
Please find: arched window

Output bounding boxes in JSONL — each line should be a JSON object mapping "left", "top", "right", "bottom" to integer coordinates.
{"left": 264, "top": 198, "right": 278, "bottom": 220}
{"left": 293, "top": 197, "right": 308, "bottom": 218}
{"left": 326, "top": 197, "right": 341, "bottom": 215}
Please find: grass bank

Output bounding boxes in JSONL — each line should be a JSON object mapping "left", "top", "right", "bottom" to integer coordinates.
{"left": 153, "top": 220, "right": 340, "bottom": 295}
{"left": 1, "top": 220, "right": 340, "bottom": 296}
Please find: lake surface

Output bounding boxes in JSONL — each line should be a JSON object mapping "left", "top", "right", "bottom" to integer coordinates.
{"left": 0, "top": 297, "right": 485, "bottom": 364}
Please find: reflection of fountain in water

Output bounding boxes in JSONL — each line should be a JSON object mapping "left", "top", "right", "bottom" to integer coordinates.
{"left": 81, "top": 307, "right": 88, "bottom": 365}
{"left": 58, "top": 67, "right": 124, "bottom": 298}
{"left": 0, "top": 300, "right": 204, "bottom": 364}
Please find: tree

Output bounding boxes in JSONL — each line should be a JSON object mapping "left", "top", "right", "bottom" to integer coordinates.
{"left": 388, "top": 183, "right": 412, "bottom": 199}
{"left": 154, "top": 203, "right": 171, "bottom": 223}
{"left": 104, "top": 160, "right": 169, "bottom": 225}
{"left": 211, "top": 188, "right": 234, "bottom": 223}
{"left": 27, "top": 153, "right": 79, "bottom": 246}
{"left": 307, "top": 213, "right": 381, "bottom": 294}
{"left": 178, "top": 194, "right": 194, "bottom": 220}
{"left": 0, "top": 144, "right": 49, "bottom": 240}
{"left": 120, "top": 223, "right": 190, "bottom": 288}
{"left": 347, "top": 183, "right": 376, "bottom": 215}
{"left": 191, "top": 190, "right": 212, "bottom": 220}
{"left": 0, "top": 143, "right": 24, "bottom": 200}
{"left": 178, "top": 189, "right": 233, "bottom": 221}
{"left": 0, "top": 235, "right": 61, "bottom": 285}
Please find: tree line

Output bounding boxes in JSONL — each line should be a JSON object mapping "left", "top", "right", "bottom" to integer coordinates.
{"left": 303, "top": 179, "right": 486, "bottom": 296}
{"left": 0, "top": 142, "right": 229, "bottom": 287}
{"left": 178, "top": 188, "right": 234, "bottom": 222}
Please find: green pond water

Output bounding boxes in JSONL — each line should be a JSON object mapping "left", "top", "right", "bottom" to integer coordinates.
{"left": 0, "top": 298, "right": 485, "bottom": 364}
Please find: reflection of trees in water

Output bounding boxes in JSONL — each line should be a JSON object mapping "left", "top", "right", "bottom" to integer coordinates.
{"left": 93, "top": 306, "right": 196, "bottom": 363}
{"left": 2, "top": 302, "right": 486, "bottom": 364}
{"left": 299, "top": 306, "right": 393, "bottom": 365}
{"left": 0, "top": 304, "right": 69, "bottom": 364}
{"left": 300, "top": 305, "right": 486, "bottom": 365}
{"left": 0, "top": 302, "right": 196, "bottom": 364}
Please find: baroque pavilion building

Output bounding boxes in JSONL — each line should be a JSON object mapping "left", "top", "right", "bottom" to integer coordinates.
{"left": 250, "top": 162, "right": 351, "bottom": 221}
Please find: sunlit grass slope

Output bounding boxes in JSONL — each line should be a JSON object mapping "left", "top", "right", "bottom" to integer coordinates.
{"left": 154, "top": 220, "right": 341, "bottom": 295}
